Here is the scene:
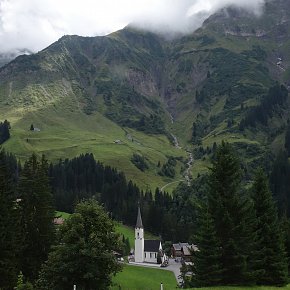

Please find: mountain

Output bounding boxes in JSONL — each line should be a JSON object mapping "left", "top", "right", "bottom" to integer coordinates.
{"left": 0, "top": 0, "right": 290, "bottom": 189}
{"left": 0, "top": 50, "right": 32, "bottom": 68}
{"left": 0, "top": 53, "right": 17, "bottom": 68}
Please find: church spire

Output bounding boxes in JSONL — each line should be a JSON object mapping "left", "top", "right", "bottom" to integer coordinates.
{"left": 136, "top": 206, "right": 143, "bottom": 229}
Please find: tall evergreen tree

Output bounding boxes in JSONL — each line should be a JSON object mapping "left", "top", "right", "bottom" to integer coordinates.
{"left": 252, "top": 169, "right": 288, "bottom": 286}
{"left": 0, "top": 149, "right": 20, "bottom": 289}
{"left": 207, "top": 141, "right": 258, "bottom": 285}
{"left": 18, "top": 154, "right": 54, "bottom": 281}
{"left": 191, "top": 202, "right": 223, "bottom": 287}
{"left": 285, "top": 124, "right": 290, "bottom": 157}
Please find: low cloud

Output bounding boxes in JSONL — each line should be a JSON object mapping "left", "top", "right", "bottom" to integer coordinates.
{"left": 0, "top": 0, "right": 266, "bottom": 53}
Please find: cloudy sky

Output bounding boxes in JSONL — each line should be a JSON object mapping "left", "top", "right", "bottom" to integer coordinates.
{"left": 0, "top": 0, "right": 265, "bottom": 53}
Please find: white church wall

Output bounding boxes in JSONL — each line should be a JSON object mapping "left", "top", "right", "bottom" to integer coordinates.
{"left": 135, "top": 227, "right": 144, "bottom": 262}
{"left": 144, "top": 251, "right": 158, "bottom": 263}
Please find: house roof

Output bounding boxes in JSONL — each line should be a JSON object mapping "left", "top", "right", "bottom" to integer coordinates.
{"left": 182, "top": 244, "right": 199, "bottom": 256}
{"left": 135, "top": 206, "right": 143, "bottom": 228}
{"left": 144, "top": 240, "right": 161, "bottom": 252}
{"left": 173, "top": 242, "right": 189, "bottom": 251}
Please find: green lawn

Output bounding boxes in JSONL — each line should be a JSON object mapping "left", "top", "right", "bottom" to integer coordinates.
{"left": 111, "top": 265, "right": 177, "bottom": 290}
{"left": 111, "top": 264, "right": 290, "bottom": 290}
{"left": 189, "top": 287, "right": 290, "bottom": 290}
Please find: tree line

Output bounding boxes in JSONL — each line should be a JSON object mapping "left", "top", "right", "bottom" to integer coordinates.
{"left": 0, "top": 150, "right": 121, "bottom": 289}
{"left": 186, "top": 142, "right": 288, "bottom": 287}
{"left": 2, "top": 145, "right": 290, "bottom": 288}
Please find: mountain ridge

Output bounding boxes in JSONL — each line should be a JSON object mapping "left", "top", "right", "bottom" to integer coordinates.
{"left": 0, "top": 0, "right": 290, "bottom": 189}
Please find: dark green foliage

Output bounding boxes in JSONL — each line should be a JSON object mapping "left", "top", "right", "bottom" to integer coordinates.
{"left": 15, "top": 272, "right": 34, "bottom": 290}
{"left": 18, "top": 154, "right": 55, "bottom": 281}
{"left": 191, "top": 121, "right": 204, "bottom": 144}
{"left": 49, "top": 154, "right": 139, "bottom": 225}
{"left": 95, "top": 78, "right": 166, "bottom": 134}
{"left": 0, "top": 120, "right": 10, "bottom": 144}
{"left": 135, "top": 114, "right": 165, "bottom": 134}
{"left": 252, "top": 169, "right": 288, "bottom": 286}
{"left": 191, "top": 203, "right": 223, "bottom": 287}
{"left": 240, "top": 84, "right": 288, "bottom": 129}
{"left": 131, "top": 153, "right": 149, "bottom": 171}
{"left": 285, "top": 125, "right": 290, "bottom": 157}
{"left": 270, "top": 151, "right": 290, "bottom": 216}
{"left": 203, "top": 48, "right": 269, "bottom": 103}
{"left": 158, "top": 157, "right": 177, "bottom": 178}
{"left": 0, "top": 149, "right": 20, "bottom": 290}
{"left": 207, "top": 142, "right": 259, "bottom": 285}
{"left": 37, "top": 200, "right": 121, "bottom": 290}
{"left": 242, "top": 45, "right": 267, "bottom": 61}
{"left": 122, "top": 235, "right": 131, "bottom": 256}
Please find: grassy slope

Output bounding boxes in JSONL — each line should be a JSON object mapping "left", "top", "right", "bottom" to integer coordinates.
{"left": 1, "top": 84, "right": 185, "bottom": 192}
{"left": 111, "top": 265, "right": 177, "bottom": 290}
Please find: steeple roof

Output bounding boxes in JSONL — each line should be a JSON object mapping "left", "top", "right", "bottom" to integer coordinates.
{"left": 136, "top": 206, "right": 143, "bottom": 228}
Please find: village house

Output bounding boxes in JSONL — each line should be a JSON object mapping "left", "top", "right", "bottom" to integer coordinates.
{"left": 172, "top": 242, "right": 198, "bottom": 262}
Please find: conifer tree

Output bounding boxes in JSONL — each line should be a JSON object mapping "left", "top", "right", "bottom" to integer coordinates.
{"left": 18, "top": 154, "right": 54, "bottom": 281}
{"left": 207, "top": 141, "right": 258, "bottom": 284}
{"left": 285, "top": 125, "right": 290, "bottom": 157}
{"left": 191, "top": 202, "right": 223, "bottom": 287}
{"left": 0, "top": 149, "right": 20, "bottom": 289}
{"left": 252, "top": 169, "right": 288, "bottom": 286}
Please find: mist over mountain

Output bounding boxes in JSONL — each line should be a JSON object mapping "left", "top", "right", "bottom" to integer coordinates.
{"left": 0, "top": 0, "right": 266, "bottom": 53}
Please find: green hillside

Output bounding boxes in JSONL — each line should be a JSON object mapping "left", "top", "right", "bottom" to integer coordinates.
{"left": 1, "top": 0, "right": 290, "bottom": 188}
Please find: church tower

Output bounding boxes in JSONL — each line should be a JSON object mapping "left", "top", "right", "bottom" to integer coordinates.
{"left": 134, "top": 206, "right": 144, "bottom": 262}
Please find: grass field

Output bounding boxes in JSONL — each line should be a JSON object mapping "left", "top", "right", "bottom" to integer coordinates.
{"left": 190, "top": 287, "right": 290, "bottom": 290}
{"left": 111, "top": 265, "right": 177, "bottom": 290}
{"left": 112, "top": 264, "right": 290, "bottom": 290}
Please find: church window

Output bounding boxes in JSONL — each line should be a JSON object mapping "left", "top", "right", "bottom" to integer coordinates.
{"left": 150, "top": 253, "right": 152, "bottom": 258}
{"left": 155, "top": 253, "right": 157, "bottom": 258}
{"left": 145, "top": 253, "right": 146, "bottom": 258}
{"left": 137, "top": 232, "right": 139, "bottom": 239}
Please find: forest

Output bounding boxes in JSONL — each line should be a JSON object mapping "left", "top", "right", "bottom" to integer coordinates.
{"left": 1, "top": 142, "right": 290, "bottom": 288}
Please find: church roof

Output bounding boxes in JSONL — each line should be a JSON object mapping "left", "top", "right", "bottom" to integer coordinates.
{"left": 135, "top": 206, "right": 143, "bottom": 228}
{"left": 144, "top": 240, "right": 161, "bottom": 252}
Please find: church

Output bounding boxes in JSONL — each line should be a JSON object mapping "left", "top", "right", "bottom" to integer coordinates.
{"left": 134, "top": 207, "right": 167, "bottom": 264}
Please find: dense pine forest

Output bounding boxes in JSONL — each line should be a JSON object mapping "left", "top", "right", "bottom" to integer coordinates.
{"left": 1, "top": 143, "right": 290, "bottom": 288}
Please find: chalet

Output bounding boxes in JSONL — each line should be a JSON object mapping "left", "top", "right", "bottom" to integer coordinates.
{"left": 134, "top": 207, "right": 167, "bottom": 264}
{"left": 182, "top": 244, "right": 198, "bottom": 262}
{"left": 172, "top": 242, "right": 198, "bottom": 262}
{"left": 172, "top": 242, "right": 189, "bottom": 258}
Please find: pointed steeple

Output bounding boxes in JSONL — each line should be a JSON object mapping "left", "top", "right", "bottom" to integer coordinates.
{"left": 136, "top": 206, "right": 143, "bottom": 228}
